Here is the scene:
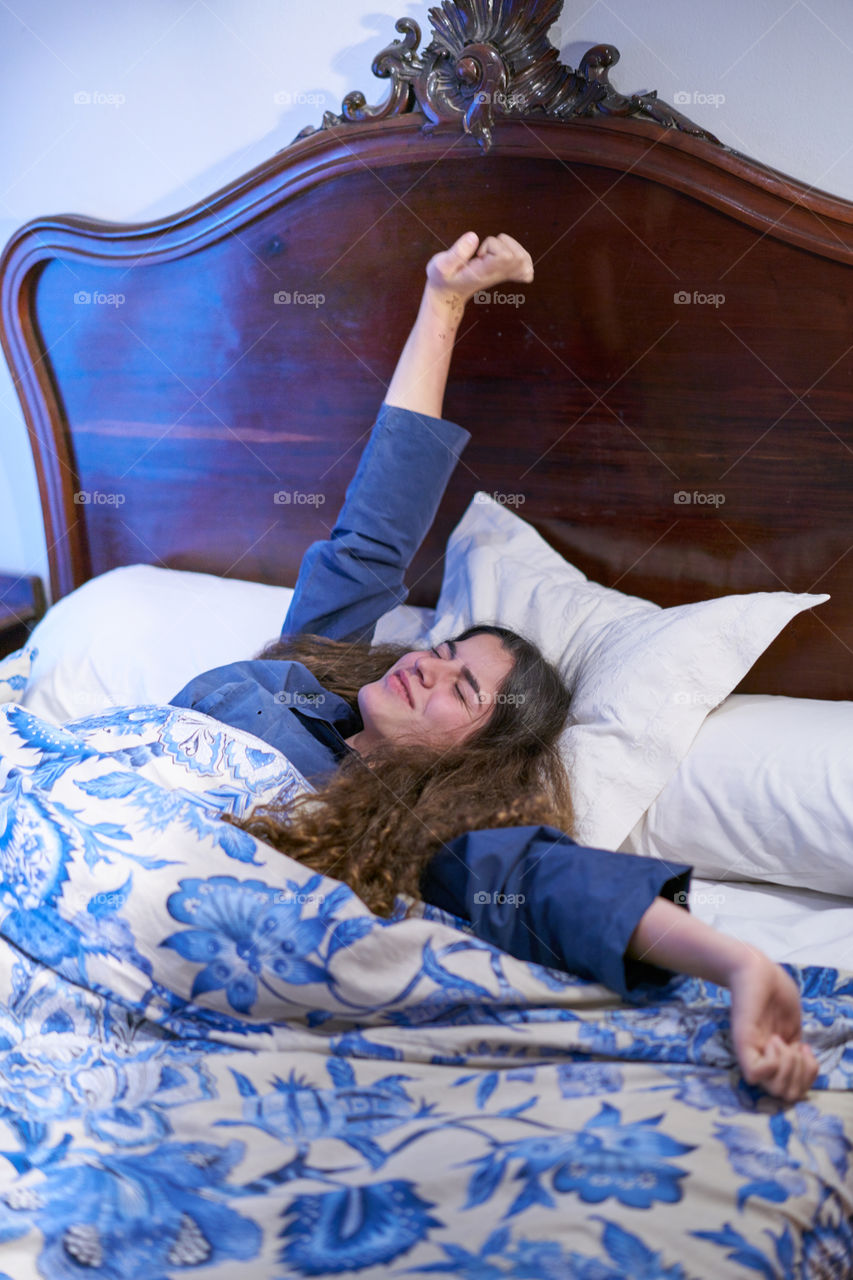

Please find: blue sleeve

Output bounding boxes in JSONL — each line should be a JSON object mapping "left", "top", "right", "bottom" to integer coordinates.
{"left": 420, "top": 825, "right": 693, "bottom": 998}
{"left": 281, "top": 402, "right": 471, "bottom": 643}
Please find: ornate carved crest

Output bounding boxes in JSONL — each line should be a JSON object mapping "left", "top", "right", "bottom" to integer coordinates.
{"left": 297, "top": 0, "right": 721, "bottom": 151}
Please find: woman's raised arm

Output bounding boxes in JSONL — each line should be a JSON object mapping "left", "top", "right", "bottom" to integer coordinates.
{"left": 278, "top": 233, "right": 534, "bottom": 643}
{"left": 385, "top": 232, "right": 534, "bottom": 418}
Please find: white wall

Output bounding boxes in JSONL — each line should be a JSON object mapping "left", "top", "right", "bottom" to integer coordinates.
{"left": 2, "top": 0, "right": 852, "bottom": 593}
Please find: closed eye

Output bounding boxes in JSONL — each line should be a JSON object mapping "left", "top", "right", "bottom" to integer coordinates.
{"left": 431, "top": 645, "right": 468, "bottom": 706}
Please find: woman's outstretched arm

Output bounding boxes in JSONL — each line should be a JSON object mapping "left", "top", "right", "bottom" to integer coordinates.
{"left": 425, "top": 826, "right": 819, "bottom": 1104}
{"left": 385, "top": 231, "right": 533, "bottom": 418}
{"left": 628, "top": 897, "right": 819, "bottom": 1101}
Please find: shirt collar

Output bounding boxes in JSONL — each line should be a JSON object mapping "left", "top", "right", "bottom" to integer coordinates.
{"left": 291, "top": 703, "right": 362, "bottom": 760}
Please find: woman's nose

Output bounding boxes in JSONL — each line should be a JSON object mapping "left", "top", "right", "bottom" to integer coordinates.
{"left": 413, "top": 655, "right": 433, "bottom": 685}
{"left": 414, "top": 652, "right": 452, "bottom": 686}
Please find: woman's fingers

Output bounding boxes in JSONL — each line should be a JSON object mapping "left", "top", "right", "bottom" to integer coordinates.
{"left": 743, "top": 1035, "right": 818, "bottom": 1101}
{"left": 426, "top": 232, "right": 533, "bottom": 301}
{"left": 448, "top": 230, "right": 480, "bottom": 261}
{"left": 779, "top": 1045, "right": 817, "bottom": 1102}
{"left": 426, "top": 232, "right": 479, "bottom": 287}
{"left": 802, "top": 1042, "right": 819, "bottom": 1072}
{"left": 769, "top": 1043, "right": 803, "bottom": 1101}
{"left": 477, "top": 233, "right": 534, "bottom": 280}
{"left": 792, "top": 1042, "right": 820, "bottom": 1096}
{"left": 475, "top": 233, "right": 534, "bottom": 282}
{"left": 741, "top": 1034, "right": 778, "bottom": 1084}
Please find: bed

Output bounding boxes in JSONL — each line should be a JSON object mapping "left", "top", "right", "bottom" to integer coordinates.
{"left": 1, "top": 1, "right": 853, "bottom": 1275}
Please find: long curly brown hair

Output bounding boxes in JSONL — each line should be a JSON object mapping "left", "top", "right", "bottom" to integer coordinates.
{"left": 225, "top": 625, "right": 574, "bottom": 916}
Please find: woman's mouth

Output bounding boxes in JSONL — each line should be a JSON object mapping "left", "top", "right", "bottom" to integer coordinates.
{"left": 393, "top": 671, "right": 414, "bottom": 707}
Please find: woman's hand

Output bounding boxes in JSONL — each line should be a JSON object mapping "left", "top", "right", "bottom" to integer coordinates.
{"left": 425, "top": 231, "right": 533, "bottom": 306}
{"left": 728, "top": 949, "right": 819, "bottom": 1102}
{"left": 627, "top": 895, "right": 819, "bottom": 1103}
{"left": 384, "top": 232, "right": 533, "bottom": 418}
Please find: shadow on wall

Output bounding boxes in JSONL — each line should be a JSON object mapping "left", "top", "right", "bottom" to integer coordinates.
{"left": 132, "top": 10, "right": 423, "bottom": 224}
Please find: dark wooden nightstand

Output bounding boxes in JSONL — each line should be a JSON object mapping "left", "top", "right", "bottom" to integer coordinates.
{"left": 0, "top": 574, "right": 46, "bottom": 658}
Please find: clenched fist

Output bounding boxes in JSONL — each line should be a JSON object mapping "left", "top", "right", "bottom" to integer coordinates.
{"left": 425, "top": 232, "right": 533, "bottom": 305}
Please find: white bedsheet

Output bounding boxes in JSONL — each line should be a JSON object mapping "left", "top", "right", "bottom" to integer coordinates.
{"left": 691, "top": 876, "right": 853, "bottom": 968}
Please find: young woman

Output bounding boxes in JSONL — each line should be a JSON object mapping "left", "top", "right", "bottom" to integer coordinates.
{"left": 171, "top": 232, "right": 818, "bottom": 1103}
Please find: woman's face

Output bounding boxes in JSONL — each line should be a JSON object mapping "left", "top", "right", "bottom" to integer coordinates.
{"left": 348, "top": 633, "right": 514, "bottom": 753}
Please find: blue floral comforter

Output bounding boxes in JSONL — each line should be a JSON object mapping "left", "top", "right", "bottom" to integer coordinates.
{"left": 0, "top": 699, "right": 851, "bottom": 1279}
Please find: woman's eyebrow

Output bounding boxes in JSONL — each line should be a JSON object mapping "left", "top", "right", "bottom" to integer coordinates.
{"left": 445, "top": 640, "right": 481, "bottom": 699}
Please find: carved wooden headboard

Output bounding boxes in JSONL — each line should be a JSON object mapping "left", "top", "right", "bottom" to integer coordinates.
{"left": 2, "top": 0, "right": 853, "bottom": 698}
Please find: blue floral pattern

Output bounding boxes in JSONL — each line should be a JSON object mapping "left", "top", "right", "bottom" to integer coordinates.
{"left": 0, "top": 647, "right": 36, "bottom": 704}
{"left": 0, "top": 702, "right": 850, "bottom": 1277}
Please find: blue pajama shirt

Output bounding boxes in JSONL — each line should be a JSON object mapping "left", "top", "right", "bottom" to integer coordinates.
{"left": 171, "top": 402, "right": 692, "bottom": 997}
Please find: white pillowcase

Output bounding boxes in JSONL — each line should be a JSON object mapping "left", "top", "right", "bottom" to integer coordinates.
{"left": 20, "top": 565, "right": 433, "bottom": 725}
{"left": 21, "top": 567, "right": 296, "bottom": 723}
{"left": 620, "top": 693, "right": 853, "bottom": 895}
{"left": 425, "top": 494, "right": 829, "bottom": 851}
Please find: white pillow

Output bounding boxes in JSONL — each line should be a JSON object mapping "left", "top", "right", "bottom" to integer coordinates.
{"left": 620, "top": 693, "right": 853, "bottom": 895}
{"left": 21, "top": 565, "right": 434, "bottom": 725}
{"left": 22, "top": 567, "right": 296, "bottom": 722}
{"left": 426, "top": 494, "right": 828, "bottom": 851}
